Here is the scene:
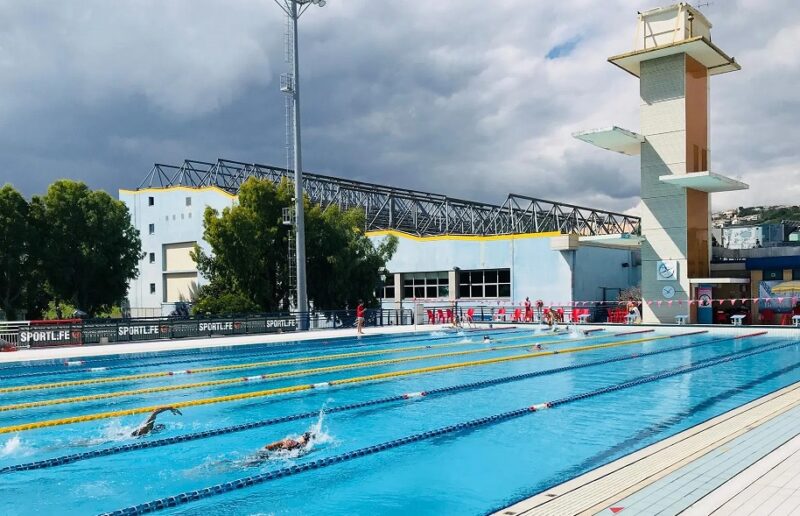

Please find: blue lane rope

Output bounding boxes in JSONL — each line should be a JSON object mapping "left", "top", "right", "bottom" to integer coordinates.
{"left": 98, "top": 336, "right": 798, "bottom": 516}
{"left": 1, "top": 333, "right": 757, "bottom": 475}
{"left": 0, "top": 328, "right": 531, "bottom": 380}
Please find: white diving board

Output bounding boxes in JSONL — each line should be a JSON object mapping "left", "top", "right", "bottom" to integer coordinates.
{"left": 572, "top": 126, "right": 644, "bottom": 156}
{"left": 659, "top": 171, "right": 749, "bottom": 193}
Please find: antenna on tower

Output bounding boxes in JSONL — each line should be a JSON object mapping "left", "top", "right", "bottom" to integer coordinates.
{"left": 696, "top": 1, "right": 714, "bottom": 9}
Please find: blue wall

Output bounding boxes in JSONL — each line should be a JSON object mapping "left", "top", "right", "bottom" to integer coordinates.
{"left": 371, "top": 232, "right": 639, "bottom": 308}
{"left": 573, "top": 245, "right": 638, "bottom": 302}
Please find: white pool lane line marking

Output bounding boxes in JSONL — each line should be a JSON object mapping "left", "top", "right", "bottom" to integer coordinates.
{"left": 494, "top": 380, "right": 800, "bottom": 516}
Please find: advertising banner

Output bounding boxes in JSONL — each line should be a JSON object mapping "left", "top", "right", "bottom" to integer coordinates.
{"left": 82, "top": 315, "right": 299, "bottom": 343}
{"left": 19, "top": 325, "right": 83, "bottom": 348}
{"left": 697, "top": 285, "right": 713, "bottom": 324}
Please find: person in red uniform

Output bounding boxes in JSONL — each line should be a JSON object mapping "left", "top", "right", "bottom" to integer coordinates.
{"left": 793, "top": 302, "right": 800, "bottom": 316}
{"left": 356, "top": 300, "right": 365, "bottom": 335}
{"left": 524, "top": 297, "right": 533, "bottom": 322}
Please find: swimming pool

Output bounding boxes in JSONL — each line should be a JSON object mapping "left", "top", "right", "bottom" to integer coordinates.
{"left": 0, "top": 326, "right": 798, "bottom": 515}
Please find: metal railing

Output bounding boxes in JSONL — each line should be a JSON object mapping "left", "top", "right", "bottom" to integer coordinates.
{"left": 137, "top": 158, "right": 641, "bottom": 237}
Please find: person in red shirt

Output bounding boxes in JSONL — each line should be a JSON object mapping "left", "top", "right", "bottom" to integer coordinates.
{"left": 524, "top": 297, "right": 533, "bottom": 322}
{"left": 356, "top": 300, "right": 365, "bottom": 335}
{"left": 793, "top": 302, "right": 800, "bottom": 317}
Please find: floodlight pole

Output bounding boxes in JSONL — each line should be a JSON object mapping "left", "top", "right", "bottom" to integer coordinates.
{"left": 289, "top": 0, "right": 308, "bottom": 329}
{"left": 276, "top": 0, "right": 324, "bottom": 329}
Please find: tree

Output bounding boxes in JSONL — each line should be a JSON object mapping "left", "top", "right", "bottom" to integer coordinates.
{"left": 0, "top": 185, "right": 36, "bottom": 319}
{"left": 192, "top": 177, "right": 289, "bottom": 313}
{"left": 192, "top": 177, "right": 398, "bottom": 314}
{"left": 305, "top": 204, "right": 398, "bottom": 309}
{"left": 31, "top": 180, "right": 142, "bottom": 316}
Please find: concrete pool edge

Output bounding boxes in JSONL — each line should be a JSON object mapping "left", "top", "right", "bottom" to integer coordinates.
{"left": 494, "top": 379, "right": 800, "bottom": 515}
{"left": 0, "top": 324, "right": 453, "bottom": 364}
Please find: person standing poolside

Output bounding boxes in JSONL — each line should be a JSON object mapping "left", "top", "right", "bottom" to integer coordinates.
{"left": 524, "top": 297, "right": 533, "bottom": 322}
{"left": 356, "top": 300, "right": 365, "bottom": 335}
{"left": 627, "top": 298, "right": 641, "bottom": 324}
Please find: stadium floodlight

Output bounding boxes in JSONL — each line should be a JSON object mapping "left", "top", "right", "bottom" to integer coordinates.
{"left": 273, "top": 0, "right": 326, "bottom": 329}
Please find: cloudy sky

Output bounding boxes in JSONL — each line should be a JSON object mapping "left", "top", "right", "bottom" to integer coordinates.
{"left": 1, "top": 0, "right": 798, "bottom": 214}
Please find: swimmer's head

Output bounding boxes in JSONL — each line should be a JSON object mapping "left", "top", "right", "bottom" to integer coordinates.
{"left": 302, "top": 431, "right": 313, "bottom": 441}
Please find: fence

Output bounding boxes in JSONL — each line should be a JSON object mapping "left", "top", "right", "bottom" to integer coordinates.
{"left": 3, "top": 309, "right": 413, "bottom": 350}
{"left": 0, "top": 321, "right": 30, "bottom": 351}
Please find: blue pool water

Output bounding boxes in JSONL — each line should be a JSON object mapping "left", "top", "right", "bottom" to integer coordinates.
{"left": 0, "top": 327, "right": 799, "bottom": 515}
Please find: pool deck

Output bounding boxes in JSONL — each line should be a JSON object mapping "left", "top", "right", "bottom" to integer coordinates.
{"left": 496, "top": 380, "right": 800, "bottom": 516}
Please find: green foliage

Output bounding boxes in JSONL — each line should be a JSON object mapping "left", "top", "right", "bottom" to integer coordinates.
{"left": 192, "top": 178, "right": 290, "bottom": 312}
{"left": 0, "top": 185, "right": 36, "bottom": 319}
{"left": 193, "top": 177, "right": 397, "bottom": 314}
{"left": 759, "top": 205, "right": 800, "bottom": 224}
{"left": 191, "top": 284, "right": 260, "bottom": 316}
{"left": 305, "top": 204, "right": 398, "bottom": 309}
{"left": 30, "top": 180, "right": 142, "bottom": 317}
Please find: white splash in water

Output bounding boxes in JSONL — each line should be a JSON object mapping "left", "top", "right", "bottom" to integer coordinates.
{"left": 568, "top": 324, "right": 586, "bottom": 338}
{"left": 1, "top": 435, "right": 31, "bottom": 458}
{"left": 430, "top": 331, "right": 448, "bottom": 337}
{"left": 188, "top": 407, "right": 337, "bottom": 477}
{"left": 67, "top": 420, "right": 138, "bottom": 448}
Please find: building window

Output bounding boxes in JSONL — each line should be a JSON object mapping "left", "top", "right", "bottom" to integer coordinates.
{"left": 165, "top": 216, "right": 169, "bottom": 222}
{"left": 148, "top": 223, "right": 155, "bottom": 235}
{"left": 185, "top": 197, "right": 192, "bottom": 207}
{"left": 794, "top": 269, "right": 800, "bottom": 280}
{"left": 149, "top": 283, "right": 156, "bottom": 294}
{"left": 181, "top": 213, "right": 185, "bottom": 220}
{"left": 172, "top": 214, "right": 176, "bottom": 221}
{"left": 188, "top": 212, "right": 192, "bottom": 219}
{"left": 149, "top": 252, "right": 155, "bottom": 264}
{"left": 458, "top": 269, "right": 511, "bottom": 298}
{"left": 763, "top": 269, "right": 783, "bottom": 281}
{"left": 376, "top": 285, "right": 396, "bottom": 299}
{"left": 148, "top": 196, "right": 154, "bottom": 206}
{"left": 402, "top": 272, "right": 448, "bottom": 299}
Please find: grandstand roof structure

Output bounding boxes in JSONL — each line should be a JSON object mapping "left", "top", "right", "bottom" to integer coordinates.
{"left": 138, "top": 158, "right": 641, "bottom": 238}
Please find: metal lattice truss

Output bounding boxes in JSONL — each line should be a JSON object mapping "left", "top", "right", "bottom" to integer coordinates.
{"left": 139, "top": 159, "right": 640, "bottom": 237}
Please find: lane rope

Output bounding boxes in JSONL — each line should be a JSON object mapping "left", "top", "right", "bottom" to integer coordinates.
{"left": 0, "top": 331, "right": 765, "bottom": 474}
{"left": 0, "top": 330, "right": 559, "bottom": 392}
{"left": 0, "top": 331, "right": 659, "bottom": 411}
{"left": 0, "top": 327, "right": 527, "bottom": 378}
{"left": 0, "top": 330, "right": 708, "bottom": 433}
{"left": 98, "top": 332, "right": 796, "bottom": 516}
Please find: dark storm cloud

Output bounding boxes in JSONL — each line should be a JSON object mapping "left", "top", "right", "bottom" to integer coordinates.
{"left": 0, "top": 0, "right": 798, "bottom": 212}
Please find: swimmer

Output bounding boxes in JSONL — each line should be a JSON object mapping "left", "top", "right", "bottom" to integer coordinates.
{"left": 246, "top": 431, "right": 316, "bottom": 465}
{"left": 131, "top": 407, "right": 182, "bottom": 437}
{"left": 263, "top": 431, "right": 315, "bottom": 452}
{"left": 483, "top": 335, "right": 491, "bottom": 344}
{"left": 530, "top": 343, "right": 544, "bottom": 351}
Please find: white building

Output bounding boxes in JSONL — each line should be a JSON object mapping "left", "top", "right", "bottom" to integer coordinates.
{"left": 120, "top": 160, "right": 641, "bottom": 318}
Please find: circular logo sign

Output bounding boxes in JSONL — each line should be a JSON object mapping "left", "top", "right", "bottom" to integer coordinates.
{"left": 698, "top": 294, "right": 712, "bottom": 307}
{"left": 662, "top": 286, "right": 675, "bottom": 299}
{"left": 658, "top": 262, "right": 676, "bottom": 280}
